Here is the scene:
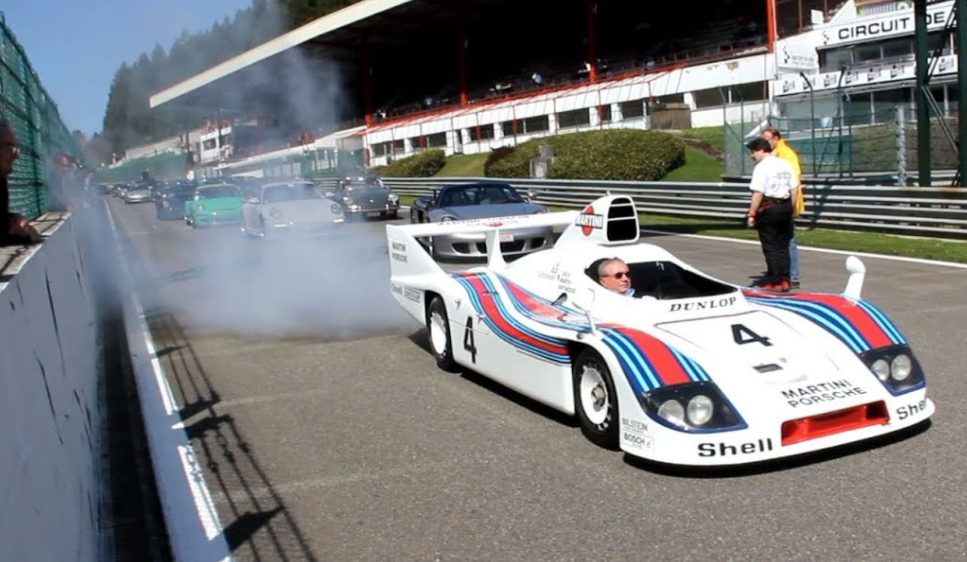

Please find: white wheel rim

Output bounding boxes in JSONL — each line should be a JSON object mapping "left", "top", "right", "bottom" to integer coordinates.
{"left": 580, "top": 364, "right": 609, "bottom": 426}
{"left": 430, "top": 311, "right": 448, "bottom": 356}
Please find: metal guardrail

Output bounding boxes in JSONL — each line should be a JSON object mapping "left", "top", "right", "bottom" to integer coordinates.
{"left": 377, "top": 176, "right": 967, "bottom": 238}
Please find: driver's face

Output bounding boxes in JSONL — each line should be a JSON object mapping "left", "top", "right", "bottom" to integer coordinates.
{"left": 600, "top": 261, "right": 631, "bottom": 293}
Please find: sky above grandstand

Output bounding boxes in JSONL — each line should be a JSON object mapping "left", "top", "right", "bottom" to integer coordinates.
{"left": 1, "top": 0, "right": 253, "bottom": 138}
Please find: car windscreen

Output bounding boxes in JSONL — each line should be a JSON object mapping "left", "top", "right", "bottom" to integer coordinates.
{"left": 262, "top": 184, "right": 323, "bottom": 204}
{"left": 198, "top": 186, "right": 240, "bottom": 199}
{"left": 440, "top": 185, "right": 522, "bottom": 207}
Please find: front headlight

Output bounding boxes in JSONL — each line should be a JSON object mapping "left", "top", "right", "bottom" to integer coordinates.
{"left": 330, "top": 203, "right": 343, "bottom": 214}
{"left": 686, "top": 395, "right": 715, "bottom": 426}
{"left": 891, "top": 354, "right": 913, "bottom": 381}
{"left": 642, "top": 382, "right": 744, "bottom": 432}
{"left": 342, "top": 196, "right": 354, "bottom": 204}
{"left": 387, "top": 192, "right": 399, "bottom": 202}
{"left": 860, "top": 344, "right": 924, "bottom": 395}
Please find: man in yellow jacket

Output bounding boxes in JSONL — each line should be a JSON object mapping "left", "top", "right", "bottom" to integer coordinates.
{"left": 762, "top": 126, "right": 803, "bottom": 290}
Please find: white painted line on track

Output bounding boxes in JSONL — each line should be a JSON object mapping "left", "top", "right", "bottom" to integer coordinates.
{"left": 640, "top": 228, "right": 967, "bottom": 270}
{"left": 104, "top": 200, "right": 233, "bottom": 562}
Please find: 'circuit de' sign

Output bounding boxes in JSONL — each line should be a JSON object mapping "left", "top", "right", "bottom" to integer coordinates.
{"left": 821, "top": 1, "right": 955, "bottom": 48}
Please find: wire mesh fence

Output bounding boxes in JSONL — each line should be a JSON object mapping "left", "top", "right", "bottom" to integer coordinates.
{"left": 724, "top": 97, "right": 960, "bottom": 184}
{"left": 0, "top": 12, "right": 84, "bottom": 219}
{"left": 95, "top": 152, "right": 191, "bottom": 184}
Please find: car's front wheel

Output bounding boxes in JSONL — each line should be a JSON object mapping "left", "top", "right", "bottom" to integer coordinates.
{"left": 573, "top": 349, "right": 620, "bottom": 449}
{"left": 427, "top": 296, "right": 457, "bottom": 372}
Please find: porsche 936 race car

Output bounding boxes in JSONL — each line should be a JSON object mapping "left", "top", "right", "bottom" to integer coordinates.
{"left": 385, "top": 195, "right": 934, "bottom": 466}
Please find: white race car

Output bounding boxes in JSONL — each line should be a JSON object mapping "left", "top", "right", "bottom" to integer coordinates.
{"left": 386, "top": 195, "right": 934, "bottom": 466}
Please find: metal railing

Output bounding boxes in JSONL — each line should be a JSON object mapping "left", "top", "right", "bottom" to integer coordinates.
{"left": 371, "top": 176, "right": 967, "bottom": 238}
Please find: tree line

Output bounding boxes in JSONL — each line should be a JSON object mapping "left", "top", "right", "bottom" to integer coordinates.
{"left": 97, "top": 0, "right": 361, "bottom": 161}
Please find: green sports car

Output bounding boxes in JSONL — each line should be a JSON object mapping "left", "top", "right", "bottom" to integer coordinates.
{"left": 184, "top": 184, "right": 244, "bottom": 228}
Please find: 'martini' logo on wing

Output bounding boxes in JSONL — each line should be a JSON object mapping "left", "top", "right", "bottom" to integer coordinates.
{"left": 576, "top": 205, "right": 603, "bottom": 236}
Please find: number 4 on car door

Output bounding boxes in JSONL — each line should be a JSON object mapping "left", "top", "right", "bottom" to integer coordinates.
{"left": 464, "top": 316, "right": 478, "bottom": 363}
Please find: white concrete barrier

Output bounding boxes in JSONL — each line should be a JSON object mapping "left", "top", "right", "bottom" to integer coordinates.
{"left": 104, "top": 202, "right": 233, "bottom": 562}
{"left": 0, "top": 215, "right": 101, "bottom": 562}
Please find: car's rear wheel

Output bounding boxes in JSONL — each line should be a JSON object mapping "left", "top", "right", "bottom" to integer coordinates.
{"left": 573, "top": 349, "right": 620, "bottom": 449}
{"left": 427, "top": 296, "right": 457, "bottom": 372}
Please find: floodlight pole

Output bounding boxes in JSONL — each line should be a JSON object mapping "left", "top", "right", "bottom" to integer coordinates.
{"left": 914, "top": 0, "right": 931, "bottom": 186}
{"left": 458, "top": 4, "right": 468, "bottom": 107}
{"left": 586, "top": 0, "right": 598, "bottom": 83}
{"left": 957, "top": 0, "right": 967, "bottom": 186}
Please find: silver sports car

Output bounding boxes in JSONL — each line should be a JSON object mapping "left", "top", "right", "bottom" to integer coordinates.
{"left": 327, "top": 175, "right": 400, "bottom": 219}
{"left": 123, "top": 185, "right": 153, "bottom": 203}
{"left": 241, "top": 181, "right": 344, "bottom": 238}
{"left": 409, "top": 182, "right": 550, "bottom": 259}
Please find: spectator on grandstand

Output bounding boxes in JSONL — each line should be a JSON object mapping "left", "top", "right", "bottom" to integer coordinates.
{"left": 0, "top": 120, "right": 43, "bottom": 246}
{"left": 762, "top": 126, "right": 804, "bottom": 290}
{"left": 745, "top": 137, "right": 797, "bottom": 292}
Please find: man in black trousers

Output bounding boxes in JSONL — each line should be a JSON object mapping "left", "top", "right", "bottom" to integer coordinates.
{"left": 745, "top": 137, "right": 797, "bottom": 292}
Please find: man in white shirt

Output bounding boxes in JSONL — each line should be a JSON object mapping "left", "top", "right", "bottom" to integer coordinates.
{"left": 745, "top": 137, "right": 798, "bottom": 292}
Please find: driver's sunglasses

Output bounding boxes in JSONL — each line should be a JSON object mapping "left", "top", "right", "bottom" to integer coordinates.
{"left": 606, "top": 270, "right": 631, "bottom": 279}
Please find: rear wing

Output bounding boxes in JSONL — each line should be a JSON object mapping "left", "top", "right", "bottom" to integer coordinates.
{"left": 386, "top": 211, "right": 580, "bottom": 277}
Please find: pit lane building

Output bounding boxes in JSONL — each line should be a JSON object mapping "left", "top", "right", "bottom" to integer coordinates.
{"left": 147, "top": 0, "right": 961, "bottom": 177}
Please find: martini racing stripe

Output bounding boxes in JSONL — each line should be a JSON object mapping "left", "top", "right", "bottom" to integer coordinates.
{"left": 744, "top": 291, "right": 903, "bottom": 352}
{"left": 495, "top": 274, "right": 591, "bottom": 332}
{"left": 453, "top": 273, "right": 570, "bottom": 363}
{"left": 600, "top": 328, "right": 659, "bottom": 393}
{"left": 746, "top": 295, "right": 869, "bottom": 352}
{"left": 600, "top": 325, "right": 711, "bottom": 393}
{"left": 856, "top": 300, "right": 906, "bottom": 344}
{"left": 787, "top": 293, "right": 893, "bottom": 349}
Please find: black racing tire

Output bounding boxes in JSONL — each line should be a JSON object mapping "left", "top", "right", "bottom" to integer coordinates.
{"left": 426, "top": 296, "right": 458, "bottom": 372}
{"left": 572, "top": 349, "right": 620, "bottom": 449}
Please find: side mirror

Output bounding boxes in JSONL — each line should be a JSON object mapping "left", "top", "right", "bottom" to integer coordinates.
{"left": 843, "top": 255, "right": 866, "bottom": 299}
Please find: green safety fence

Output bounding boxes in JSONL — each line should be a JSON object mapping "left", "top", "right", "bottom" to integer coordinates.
{"left": 95, "top": 151, "right": 191, "bottom": 183}
{"left": 0, "top": 12, "right": 85, "bottom": 219}
{"left": 725, "top": 100, "right": 960, "bottom": 181}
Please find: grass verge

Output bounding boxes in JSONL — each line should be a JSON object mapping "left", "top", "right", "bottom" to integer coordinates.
{"left": 682, "top": 126, "right": 725, "bottom": 152}
{"left": 435, "top": 153, "right": 489, "bottom": 177}
{"left": 662, "top": 146, "right": 723, "bottom": 182}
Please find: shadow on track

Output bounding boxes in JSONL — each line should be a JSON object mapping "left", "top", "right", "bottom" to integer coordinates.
{"left": 114, "top": 204, "right": 320, "bottom": 562}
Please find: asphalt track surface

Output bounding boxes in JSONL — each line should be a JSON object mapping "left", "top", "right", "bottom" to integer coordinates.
{"left": 108, "top": 195, "right": 967, "bottom": 562}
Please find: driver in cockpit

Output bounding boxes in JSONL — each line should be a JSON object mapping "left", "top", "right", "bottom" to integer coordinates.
{"left": 591, "top": 257, "right": 636, "bottom": 297}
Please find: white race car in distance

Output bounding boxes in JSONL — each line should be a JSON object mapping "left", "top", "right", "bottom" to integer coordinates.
{"left": 385, "top": 195, "right": 934, "bottom": 467}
